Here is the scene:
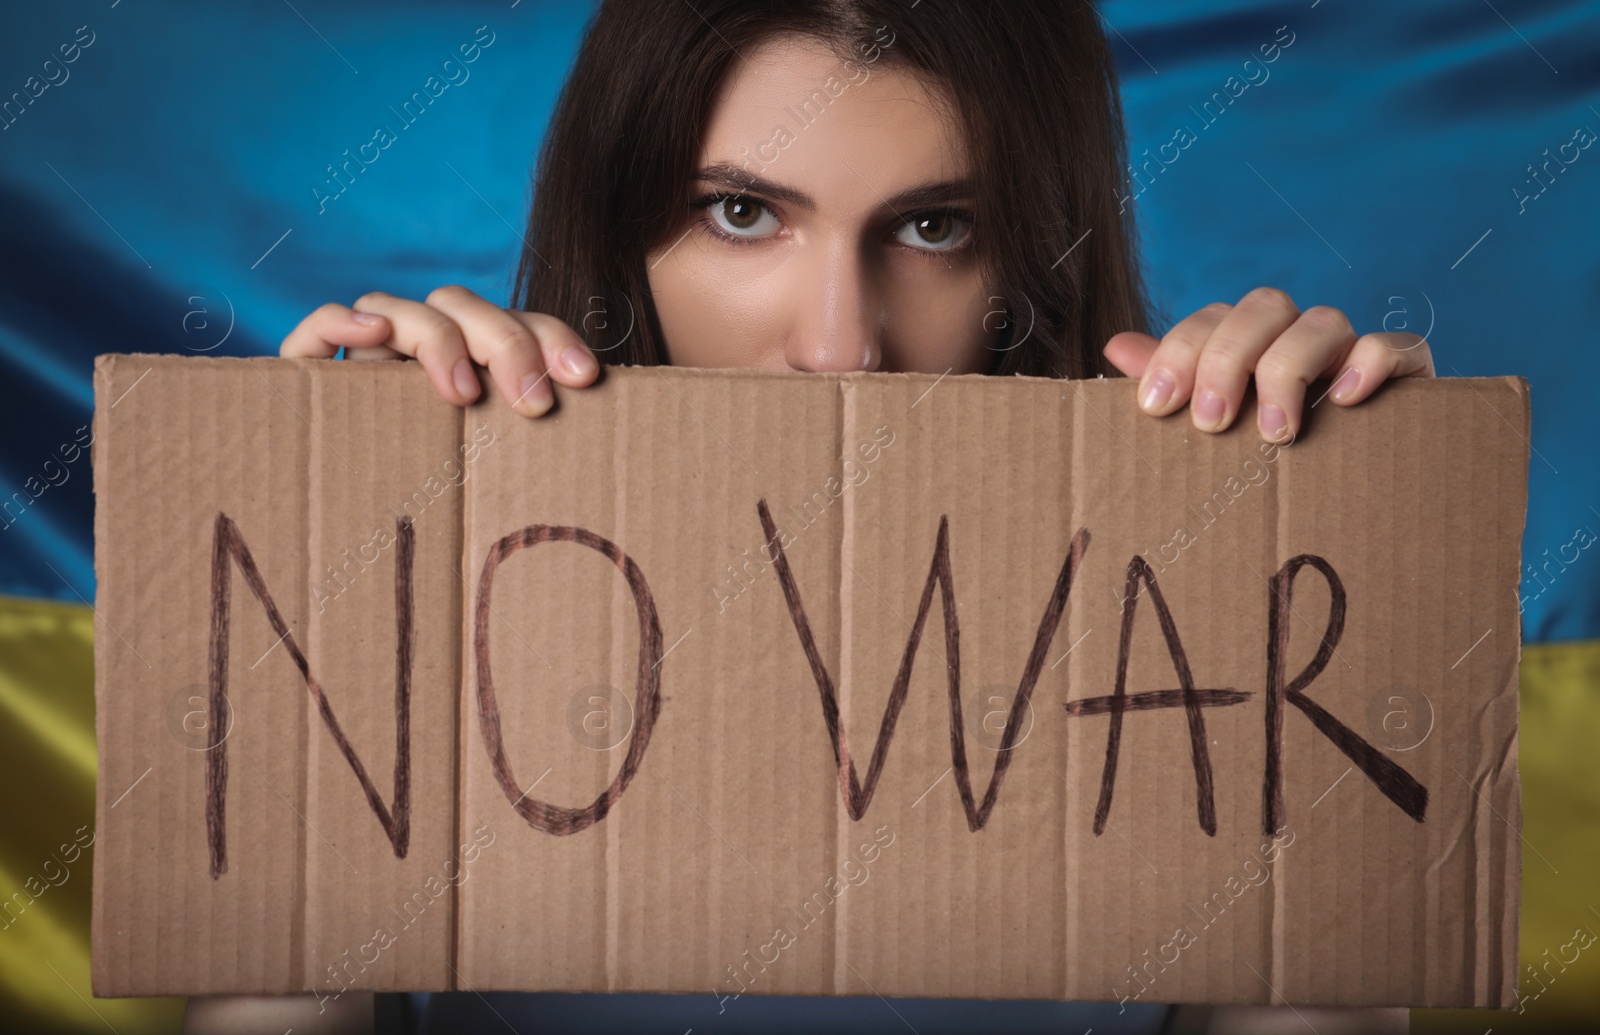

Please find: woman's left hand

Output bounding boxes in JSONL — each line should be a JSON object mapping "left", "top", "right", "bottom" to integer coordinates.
{"left": 1102, "top": 287, "right": 1434, "bottom": 443}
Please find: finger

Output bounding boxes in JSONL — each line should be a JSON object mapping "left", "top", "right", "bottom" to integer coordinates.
{"left": 1103, "top": 331, "right": 1158, "bottom": 379}
{"left": 343, "top": 343, "right": 406, "bottom": 362}
{"left": 424, "top": 286, "right": 598, "bottom": 418}
{"left": 351, "top": 291, "right": 479, "bottom": 406}
{"left": 424, "top": 285, "right": 549, "bottom": 416}
{"left": 1322, "top": 332, "right": 1436, "bottom": 407}
{"left": 1249, "top": 305, "right": 1358, "bottom": 443}
{"left": 517, "top": 308, "right": 600, "bottom": 389}
{"left": 1187, "top": 287, "right": 1301, "bottom": 432}
{"left": 1134, "top": 303, "right": 1233, "bottom": 416}
{"left": 279, "top": 302, "right": 393, "bottom": 358}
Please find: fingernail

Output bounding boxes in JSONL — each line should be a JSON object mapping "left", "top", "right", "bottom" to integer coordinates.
{"left": 1193, "top": 389, "right": 1225, "bottom": 430}
{"left": 351, "top": 311, "right": 383, "bottom": 326}
{"left": 1140, "top": 370, "right": 1174, "bottom": 412}
{"left": 1259, "top": 403, "right": 1287, "bottom": 441}
{"left": 561, "top": 345, "right": 596, "bottom": 378}
{"left": 452, "top": 359, "right": 479, "bottom": 401}
{"left": 1329, "top": 367, "right": 1360, "bottom": 403}
{"left": 517, "top": 371, "right": 553, "bottom": 415}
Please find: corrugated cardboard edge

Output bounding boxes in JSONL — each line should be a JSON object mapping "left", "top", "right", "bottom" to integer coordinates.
{"left": 1502, "top": 374, "right": 1530, "bottom": 1009}
{"left": 452, "top": 396, "right": 469, "bottom": 994}
{"left": 88, "top": 353, "right": 115, "bottom": 997}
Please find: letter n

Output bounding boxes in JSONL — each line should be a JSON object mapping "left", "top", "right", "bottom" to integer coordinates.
{"left": 206, "top": 513, "right": 414, "bottom": 878}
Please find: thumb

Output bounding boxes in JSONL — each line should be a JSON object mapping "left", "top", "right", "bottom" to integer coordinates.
{"left": 1103, "top": 331, "right": 1159, "bottom": 378}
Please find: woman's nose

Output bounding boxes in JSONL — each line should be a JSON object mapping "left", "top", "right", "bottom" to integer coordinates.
{"left": 784, "top": 241, "right": 882, "bottom": 373}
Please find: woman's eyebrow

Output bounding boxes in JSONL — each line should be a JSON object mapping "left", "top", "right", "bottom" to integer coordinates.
{"left": 695, "top": 163, "right": 973, "bottom": 213}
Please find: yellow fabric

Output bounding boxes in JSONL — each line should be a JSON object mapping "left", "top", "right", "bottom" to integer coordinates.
{"left": 1414, "top": 638, "right": 1600, "bottom": 1033}
{"left": 0, "top": 591, "right": 1595, "bottom": 1033}
{"left": 0, "top": 594, "right": 185, "bottom": 1034}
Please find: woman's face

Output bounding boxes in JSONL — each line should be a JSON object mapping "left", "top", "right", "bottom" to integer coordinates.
{"left": 645, "top": 35, "right": 1001, "bottom": 375}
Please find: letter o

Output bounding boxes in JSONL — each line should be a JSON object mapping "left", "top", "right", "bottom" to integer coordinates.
{"left": 474, "top": 525, "right": 663, "bottom": 835}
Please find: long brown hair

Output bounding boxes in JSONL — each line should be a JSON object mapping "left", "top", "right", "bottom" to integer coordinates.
{"left": 511, "top": 0, "right": 1151, "bottom": 380}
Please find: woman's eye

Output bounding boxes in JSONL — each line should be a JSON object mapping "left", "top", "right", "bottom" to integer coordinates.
{"left": 707, "top": 195, "right": 781, "bottom": 238}
{"left": 895, "top": 211, "right": 972, "bottom": 252}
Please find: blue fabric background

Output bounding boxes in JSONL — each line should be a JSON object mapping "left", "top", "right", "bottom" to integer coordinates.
{"left": 1, "top": 2, "right": 1595, "bottom": 1030}
{"left": 2, "top": 0, "right": 1597, "bottom": 641}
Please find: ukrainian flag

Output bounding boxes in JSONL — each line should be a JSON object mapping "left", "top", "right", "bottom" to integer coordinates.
{"left": 2, "top": 1, "right": 1597, "bottom": 1032}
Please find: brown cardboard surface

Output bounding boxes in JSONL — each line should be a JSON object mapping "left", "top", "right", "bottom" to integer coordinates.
{"left": 90, "top": 354, "right": 1526, "bottom": 1007}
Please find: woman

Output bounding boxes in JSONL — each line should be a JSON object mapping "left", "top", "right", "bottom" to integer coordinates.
{"left": 190, "top": 1, "right": 1423, "bottom": 1032}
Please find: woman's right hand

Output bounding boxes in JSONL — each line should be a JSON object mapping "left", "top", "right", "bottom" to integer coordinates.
{"left": 279, "top": 285, "right": 601, "bottom": 417}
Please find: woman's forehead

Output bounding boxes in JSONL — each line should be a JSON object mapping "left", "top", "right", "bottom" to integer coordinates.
{"left": 696, "top": 35, "right": 972, "bottom": 212}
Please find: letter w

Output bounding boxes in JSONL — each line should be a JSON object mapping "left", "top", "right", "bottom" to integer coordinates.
{"left": 758, "top": 499, "right": 1089, "bottom": 831}
{"left": 205, "top": 512, "right": 414, "bottom": 878}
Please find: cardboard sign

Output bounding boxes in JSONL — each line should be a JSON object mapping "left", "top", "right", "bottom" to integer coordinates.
{"left": 90, "top": 354, "right": 1526, "bottom": 1007}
